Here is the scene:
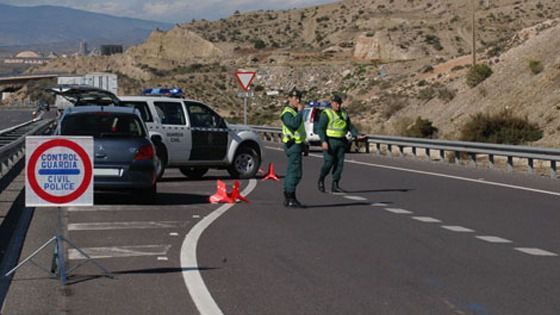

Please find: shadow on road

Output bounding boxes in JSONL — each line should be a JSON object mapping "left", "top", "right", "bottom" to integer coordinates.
{"left": 340, "top": 188, "right": 413, "bottom": 194}
{"left": 93, "top": 192, "right": 209, "bottom": 206}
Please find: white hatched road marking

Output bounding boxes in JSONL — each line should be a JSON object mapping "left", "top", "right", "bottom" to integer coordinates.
{"left": 157, "top": 257, "right": 169, "bottom": 261}
{"left": 514, "top": 248, "right": 558, "bottom": 256}
{"left": 181, "top": 179, "right": 258, "bottom": 315}
{"left": 384, "top": 208, "right": 413, "bottom": 214}
{"left": 68, "top": 245, "right": 171, "bottom": 260}
{"left": 344, "top": 195, "right": 368, "bottom": 201}
{"left": 441, "top": 226, "right": 475, "bottom": 233}
{"left": 68, "top": 221, "right": 186, "bottom": 231}
{"left": 476, "top": 236, "right": 512, "bottom": 243}
{"left": 371, "top": 203, "right": 389, "bottom": 207}
{"left": 412, "top": 216, "right": 442, "bottom": 223}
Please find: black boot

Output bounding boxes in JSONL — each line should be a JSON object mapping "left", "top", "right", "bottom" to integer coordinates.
{"left": 283, "top": 191, "right": 290, "bottom": 207}
{"left": 287, "top": 192, "right": 305, "bottom": 208}
{"left": 332, "top": 181, "right": 342, "bottom": 193}
{"left": 318, "top": 177, "right": 325, "bottom": 193}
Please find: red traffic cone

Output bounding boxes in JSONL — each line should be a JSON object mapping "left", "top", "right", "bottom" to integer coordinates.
{"left": 229, "top": 180, "right": 250, "bottom": 203}
{"left": 262, "top": 162, "right": 280, "bottom": 181}
{"left": 209, "top": 180, "right": 233, "bottom": 204}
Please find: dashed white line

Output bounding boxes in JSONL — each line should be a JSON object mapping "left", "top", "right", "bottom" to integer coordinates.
{"left": 157, "top": 257, "right": 169, "bottom": 261}
{"left": 371, "top": 203, "right": 389, "bottom": 207}
{"left": 68, "top": 221, "right": 185, "bottom": 231}
{"left": 68, "top": 245, "right": 171, "bottom": 260}
{"left": 181, "top": 179, "right": 257, "bottom": 315}
{"left": 384, "top": 208, "right": 413, "bottom": 214}
{"left": 169, "top": 232, "right": 179, "bottom": 237}
{"left": 441, "top": 226, "right": 475, "bottom": 233}
{"left": 193, "top": 215, "right": 201, "bottom": 219}
{"left": 514, "top": 248, "right": 558, "bottom": 256}
{"left": 344, "top": 195, "right": 368, "bottom": 201}
{"left": 476, "top": 236, "right": 512, "bottom": 243}
{"left": 412, "top": 216, "right": 442, "bottom": 223}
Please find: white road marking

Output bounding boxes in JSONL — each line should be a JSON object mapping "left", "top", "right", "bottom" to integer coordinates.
{"left": 476, "top": 236, "right": 512, "bottom": 243}
{"left": 441, "top": 225, "right": 475, "bottom": 233}
{"left": 265, "top": 146, "right": 560, "bottom": 197}
{"left": 514, "top": 248, "right": 558, "bottom": 256}
{"left": 412, "top": 216, "right": 442, "bottom": 223}
{"left": 193, "top": 215, "right": 201, "bottom": 219}
{"left": 344, "top": 195, "right": 368, "bottom": 201}
{"left": 68, "top": 245, "right": 171, "bottom": 260}
{"left": 157, "top": 257, "right": 169, "bottom": 261}
{"left": 170, "top": 232, "right": 179, "bottom": 237}
{"left": 371, "top": 203, "right": 388, "bottom": 207}
{"left": 67, "top": 205, "right": 195, "bottom": 212}
{"left": 181, "top": 179, "right": 257, "bottom": 315}
{"left": 68, "top": 221, "right": 186, "bottom": 231}
{"left": 384, "top": 208, "right": 413, "bottom": 214}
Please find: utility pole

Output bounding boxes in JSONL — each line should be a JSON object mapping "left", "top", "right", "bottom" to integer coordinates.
{"left": 472, "top": 0, "right": 477, "bottom": 66}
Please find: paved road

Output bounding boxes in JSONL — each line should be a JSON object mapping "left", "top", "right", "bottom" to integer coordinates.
{"left": 3, "top": 144, "right": 560, "bottom": 314}
{"left": 0, "top": 110, "right": 34, "bottom": 131}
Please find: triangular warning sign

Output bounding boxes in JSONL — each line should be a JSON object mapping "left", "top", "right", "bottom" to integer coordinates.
{"left": 235, "top": 71, "right": 256, "bottom": 91}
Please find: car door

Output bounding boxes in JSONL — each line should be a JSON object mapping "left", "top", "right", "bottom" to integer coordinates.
{"left": 153, "top": 101, "right": 190, "bottom": 164}
{"left": 119, "top": 100, "right": 155, "bottom": 130}
{"left": 184, "top": 101, "right": 228, "bottom": 161}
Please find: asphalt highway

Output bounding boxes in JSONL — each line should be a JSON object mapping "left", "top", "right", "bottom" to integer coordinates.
{"left": 0, "top": 110, "right": 34, "bottom": 131}
{"left": 3, "top": 144, "right": 560, "bottom": 314}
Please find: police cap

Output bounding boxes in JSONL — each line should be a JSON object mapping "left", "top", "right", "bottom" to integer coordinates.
{"left": 289, "top": 89, "right": 303, "bottom": 99}
{"left": 331, "top": 94, "right": 343, "bottom": 104}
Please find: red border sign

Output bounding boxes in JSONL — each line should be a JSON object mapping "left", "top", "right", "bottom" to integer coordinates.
{"left": 235, "top": 71, "right": 256, "bottom": 91}
{"left": 27, "top": 138, "right": 93, "bottom": 204}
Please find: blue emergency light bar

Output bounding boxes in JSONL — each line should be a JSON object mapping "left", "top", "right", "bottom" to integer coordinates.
{"left": 142, "top": 88, "right": 184, "bottom": 98}
{"left": 307, "top": 100, "right": 331, "bottom": 107}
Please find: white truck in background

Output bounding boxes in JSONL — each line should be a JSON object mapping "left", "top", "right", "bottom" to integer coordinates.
{"left": 55, "top": 72, "right": 118, "bottom": 111}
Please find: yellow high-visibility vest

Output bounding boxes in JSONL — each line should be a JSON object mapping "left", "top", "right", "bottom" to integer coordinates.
{"left": 281, "top": 106, "right": 306, "bottom": 144}
{"left": 324, "top": 108, "right": 348, "bottom": 138}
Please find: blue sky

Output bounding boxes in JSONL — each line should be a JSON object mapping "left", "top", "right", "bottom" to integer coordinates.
{"left": 0, "top": 0, "right": 337, "bottom": 23}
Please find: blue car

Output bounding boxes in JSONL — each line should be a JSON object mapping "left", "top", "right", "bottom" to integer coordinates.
{"left": 55, "top": 105, "right": 158, "bottom": 201}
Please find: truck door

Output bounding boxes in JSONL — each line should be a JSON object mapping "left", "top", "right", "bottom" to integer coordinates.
{"left": 185, "top": 101, "right": 228, "bottom": 161}
{"left": 153, "top": 101, "right": 191, "bottom": 164}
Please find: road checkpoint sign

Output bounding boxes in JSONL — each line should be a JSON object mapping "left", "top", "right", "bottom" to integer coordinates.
{"left": 25, "top": 136, "right": 94, "bottom": 207}
{"left": 235, "top": 71, "right": 256, "bottom": 91}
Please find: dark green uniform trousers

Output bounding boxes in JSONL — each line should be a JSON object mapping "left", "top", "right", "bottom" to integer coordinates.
{"left": 320, "top": 137, "right": 347, "bottom": 182}
{"left": 283, "top": 143, "right": 303, "bottom": 193}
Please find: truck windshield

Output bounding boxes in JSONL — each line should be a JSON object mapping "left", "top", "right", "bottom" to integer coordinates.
{"left": 61, "top": 113, "right": 145, "bottom": 138}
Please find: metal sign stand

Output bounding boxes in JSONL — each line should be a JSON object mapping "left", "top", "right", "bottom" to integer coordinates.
{"left": 5, "top": 207, "right": 112, "bottom": 285}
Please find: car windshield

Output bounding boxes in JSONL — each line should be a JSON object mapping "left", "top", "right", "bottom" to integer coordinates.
{"left": 61, "top": 113, "right": 146, "bottom": 138}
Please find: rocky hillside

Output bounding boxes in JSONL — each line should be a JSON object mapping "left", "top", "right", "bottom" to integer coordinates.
{"left": 16, "top": 0, "right": 560, "bottom": 145}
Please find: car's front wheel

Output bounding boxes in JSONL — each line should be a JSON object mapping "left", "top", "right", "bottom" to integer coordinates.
{"left": 227, "top": 146, "right": 260, "bottom": 179}
{"left": 179, "top": 167, "right": 209, "bottom": 179}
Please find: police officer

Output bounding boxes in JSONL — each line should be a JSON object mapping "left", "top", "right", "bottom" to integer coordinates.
{"left": 280, "top": 89, "right": 306, "bottom": 208}
{"left": 316, "top": 94, "right": 362, "bottom": 193}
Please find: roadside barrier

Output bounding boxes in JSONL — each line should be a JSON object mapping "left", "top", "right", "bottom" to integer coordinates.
{"left": 251, "top": 125, "right": 560, "bottom": 178}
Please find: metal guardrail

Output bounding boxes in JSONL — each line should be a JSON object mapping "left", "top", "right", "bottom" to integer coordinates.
{"left": 251, "top": 126, "right": 560, "bottom": 178}
{"left": 0, "top": 118, "right": 56, "bottom": 178}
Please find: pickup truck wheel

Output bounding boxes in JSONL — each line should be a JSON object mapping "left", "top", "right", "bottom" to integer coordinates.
{"left": 228, "top": 146, "right": 260, "bottom": 179}
{"left": 179, "top": 167, "right": 209, "bottom": 179}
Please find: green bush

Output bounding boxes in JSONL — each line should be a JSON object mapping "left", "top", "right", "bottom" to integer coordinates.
{"left": 466, "top": 64, "right": 493, "bottom": 87}
{"left": 253, "top": 39, "right": 266, "bottom": 49}
{"left": 460, "top": 110, "right": 543, "bottom": 144}
{"left": 401, "top": 117, "right": 439, "bottom": 138}
{"left": 528, "top": 60, "right": 544, "bottom": 74}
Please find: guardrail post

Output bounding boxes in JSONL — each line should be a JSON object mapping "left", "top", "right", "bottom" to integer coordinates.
{"left": 387, "top": 145, "right": 393, "bottom": 158}
{"left": 439, "top": 150, "right": 445, "bottom": 163}
{"left": 454, "top": 151, "right": 461, "bottom": 165}
{"left": 411, "top": 147, "right": 417, "bottom": 158}
{"left": 398, "top": 146, "right": 404, "bottom": 157}
{"left": 507, "top": 156, "right": 514, "bottom": 173}
{"left": 425, "top": 148, "right": 431, "bottom": 161}
{"left": 469, "top": 153, "right": 476, "bottom": 167}
{"left": 488, "top": 154, "right": 494, "bottom": 168}
{"left": 551, "top": 160, "right": 557, "bottom": 178}
{"left": 375, "top": 143, "right": 381, "bottom": 156}
{"left": 527, "top": 158, "right": 534, "bottom": 175}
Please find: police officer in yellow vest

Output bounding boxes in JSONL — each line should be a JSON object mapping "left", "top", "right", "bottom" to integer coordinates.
{"left": 317, "top": 95, "right": 360, "bottom": 193}
{"left": 281, "top": 89, "right": 306, "bottom": 208}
